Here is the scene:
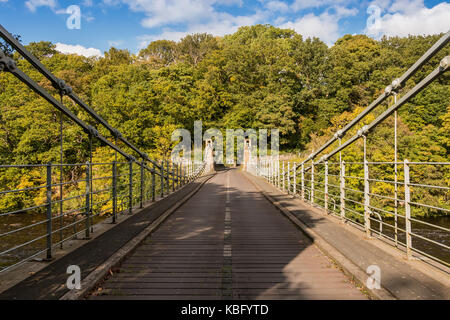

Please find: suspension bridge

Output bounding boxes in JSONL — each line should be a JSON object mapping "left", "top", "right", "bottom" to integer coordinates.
{"left": 0, "top": 25, "right": 449, "bottom": 300}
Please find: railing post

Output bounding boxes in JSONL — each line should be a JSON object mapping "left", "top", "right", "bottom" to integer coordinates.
{"left": 129, "top": 160, "right": 133, "bottom": 214}
{"left": 85, "top": 162, "right": 90, "bottom": 239}
{"left": 364, "top": 155, "right": 371, "bottom": 237}
{"left": 276, "top": 161, "right": 279, "bottom": 188}
{"left": 112, "top": 161, "right": 117, "bottom": 223}
{"left": 325, "top": 161, "right": 328, "bottom": 213}
{"left": 176, "top": 163, "right": 179, "bottom": 189}
{"left": 404, "top": 159, "right": 412, "bottom": 260}
{"left": 140, "top": 161, "right": 144, "bottom": 209}
{"left": 269, "top": 161, "right": 273, "bottom": 184}
{"left": 269, "top": 161, "right": 271, "bottom": 183}
{"left": 172, "top": 162, "right": 175, "bottom": 192}
{"left": 160, "top": 160, "right": 164, "bottom": 198}
{"left": 301, "top": 163, "right": 305, "bottom": 200}
{"left": 311, "top": 161, "right": 315, "bottom": 204}
{"left": 340, "top": 161, "right": 346, "bottom": 221}
{"left": 151, "top": 164, "right": 156, "bottom": 202}
{"left": 287, "top": 162, "right": 291, "bottom": 194}
{"left": 270, "top": 161, "right": 273, "bottom": 184}
{"left": 282, "top": 161, "right": 285, "bottom": 192}
{"left": 46, "top": 163, "right": 53, "bottom": 260}
{"left": 293, "top": 162, "right": 297, "bottom": 195}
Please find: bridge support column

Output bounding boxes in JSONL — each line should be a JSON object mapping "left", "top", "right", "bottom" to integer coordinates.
{"left": 340, "top": 161, "right": 346, "bottom": 221}
{"left": 46, "top": 163, "right": 53, "bottom": 260}
{"left": 404, "top": 159, "right": 412, "bottom": 260}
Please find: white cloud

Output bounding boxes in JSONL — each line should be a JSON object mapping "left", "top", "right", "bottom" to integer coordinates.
{"left": 55, "top": 43, "right": 102, "bottom": 57}
{"left": 291, "top": 0, "right": 349, "bottom": 12}
{"left": 137, "top": 11, "right": 263, "bottom": 49}
{"left": 108, "top": 40, "right": 124, "bottom": 47}
{"left": 25, "top": 0, "right": 57, "bottom": 12}
{"left": 104, "top": 0, "right": 263, "bottom": 30}
{"left": 279, "top": 6, "right": 358, "bottom": 45}
{"left": 0, "top": 0, "right": 9, "bottom": 3}
{"left": 366, "top": 0, "right": 450, "bottom": 38}
{"left": 264, "top": 1, "right": 289, "bottom": 12}
{"left": 130, "top": 0, "right": 265, "bottom": 49}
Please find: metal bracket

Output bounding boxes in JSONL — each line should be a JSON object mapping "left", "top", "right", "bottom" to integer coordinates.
{"left": 333, "top": 130, "right": 344, "bottom": 139}
{"left": 0, "top": 51, "right": 16, "bottom": 72}
{"left": 54, "top": 78, "right": 72, "bottom": 95}
{"left": 113, "top": 129, "right": 122, "bottom": 139}
{"left": 357, "top": 125, "right": 369, "bottom": 137}
{"left": 440, "top": 55, "right": 449, "bottom": 71}
{"left": 85, "top": 125, "right": 99, "bottom": 138}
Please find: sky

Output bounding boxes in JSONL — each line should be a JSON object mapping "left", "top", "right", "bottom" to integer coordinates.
{"left": 0, "top": 0, "right": 449, "bottom": 57}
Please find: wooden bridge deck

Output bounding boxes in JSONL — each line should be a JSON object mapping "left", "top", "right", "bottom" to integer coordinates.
{"left": 90, "top": 168, "right": 367, "bottom": 300}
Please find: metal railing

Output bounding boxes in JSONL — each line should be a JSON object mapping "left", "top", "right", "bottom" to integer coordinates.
{"left": 0, "top": 159, "right": 206, "bottom": 273}
{"left": 257, "top": 160, "right": 449, "bottom": 267}
{"left": 254, "top": 32, "right": 450, "bottom": 269}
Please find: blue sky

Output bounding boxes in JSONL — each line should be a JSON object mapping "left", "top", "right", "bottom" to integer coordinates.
{"left": 0, "top": 0, "right": 449, "bottom": 56}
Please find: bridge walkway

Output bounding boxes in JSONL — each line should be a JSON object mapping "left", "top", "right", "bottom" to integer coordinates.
{"left": 90, "top": 168, "right": 367, "bottom": 300}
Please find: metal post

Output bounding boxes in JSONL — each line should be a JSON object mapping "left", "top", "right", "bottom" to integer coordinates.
{"left": 59, "top": 108, "right": 63, "bottom": 249}
{"left": 172, "top": 162, "right": 175, "bottom": 192}
{"left": 324, "top": 161, "right": 328, "bottom": 213}
{"left": 269, "top": 161, "right": 271, "bottom": 183}
{"left": 140, "top": 161, "right": 144, "bottom": 209}
{"left": 293, "top": 162, "right": 297, "bottom": 195}
{"left": 175, "top": 163, "right": 178, "bottom": 189}
{"left": 340, "top": 161, "right": 346, "bottom": 221}
{"left": 301, "top": 163, "right": 305, "bottom": 200}
{"left": 363, "top": 136, "right": 371, "bottom": 237}
{"left": 151, "top": 164, "right": 156, "bottom": 202}
{"left": 404, "top": 159, "right": 412, "bottom": 260}
{"left": 311, "top": 161, "right": 314, "bottom": 203}
{"left": 46, "top": 163, "right": 52, "bottom": 260}
{"left": 85, "top": 162, "right": 90, "bottom": 239}
{"left": 160, "top": 160, "right": 164, "bottom": 197}
{"left": 88, "top": 136, "right": 93, "bottom": 234}
{"left": 271, "top": 161, "right": 274, "bottom": 185}
{"left": 112, "top": 161, "right": 117, "bottom": 223}
{"left": 394, "top": 94, "right": 398, "bottom": 247}
{"left": 287, "top": 162, "right": 291, "bottom": 194}
{"left": 282, "top": 161, "right": 285, "bottom": 192}
{"left": 129, "top": 161, "right": 133, "bottom": 214}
